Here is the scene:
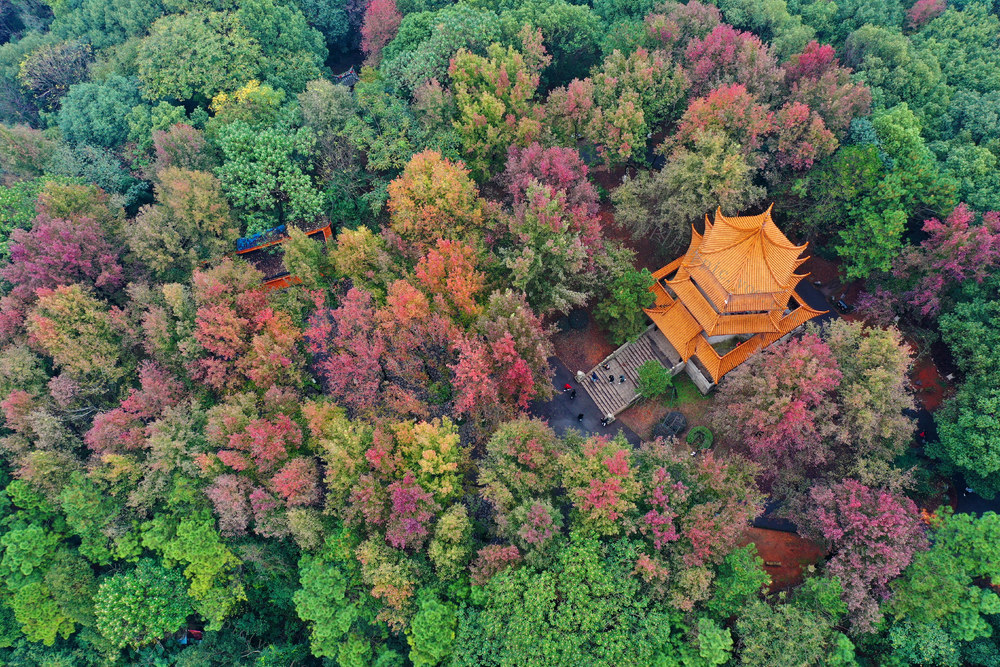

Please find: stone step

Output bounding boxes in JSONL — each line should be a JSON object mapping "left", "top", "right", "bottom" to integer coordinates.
{"left": 584, "top": 376, "right": 623, "bottom": 416}
{"left": 581, "top": 331, "right": 672, "bottom": 418}
{"left": 587, "top": 387, "right": 619, "bottom": 415}
{"left": 585, "top": 381, "right": 624, "bottom": 415}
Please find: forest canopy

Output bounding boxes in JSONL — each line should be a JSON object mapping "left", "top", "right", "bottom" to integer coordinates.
{"left": 0, "top": 0, "right": 998, "bottom": 665}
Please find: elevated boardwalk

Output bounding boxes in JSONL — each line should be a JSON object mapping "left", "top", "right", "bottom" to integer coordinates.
{"left": 579, "top": 325, "right": 685, "bottom": 419}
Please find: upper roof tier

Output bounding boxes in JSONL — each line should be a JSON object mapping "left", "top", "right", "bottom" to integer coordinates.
{"left": 684, "top": 205, "right": 808, "bottom": 297}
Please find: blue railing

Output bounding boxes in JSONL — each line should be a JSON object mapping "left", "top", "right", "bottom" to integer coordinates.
{"left": 236, "top": 225, "right": 286, "bottom": 252}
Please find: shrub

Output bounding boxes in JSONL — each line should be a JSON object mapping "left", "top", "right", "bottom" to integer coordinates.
{"left": 686, "top": 426, "right": 713, "bottom": 449}
{"left": 637, "top": 359, "right": 673, "bottom": 399}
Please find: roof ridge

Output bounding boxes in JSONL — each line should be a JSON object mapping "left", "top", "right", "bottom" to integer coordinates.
{"left": 759, "top": 229, "right": 786, "bottom": 289}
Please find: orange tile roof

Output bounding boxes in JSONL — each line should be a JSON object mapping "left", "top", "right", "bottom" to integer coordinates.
{"left": 717, "top": 332, "right": 783, "bottom": 377}
{"left": 690, "top": 206, "right": 808, "bottom": 294}
{"left": 667, "top": 278, "right": 719, "bottom": 331}
{"left": 722, "top": 291, "right": 786, "bottom": 313}
{"left": 710, "top": 313, "right": 779, "bottom": 336}
{"left": 642, "top": 206, "right": 826, "bottom": 384}
{"left": 648, "top": 301, "right": 701, "bottom": 358}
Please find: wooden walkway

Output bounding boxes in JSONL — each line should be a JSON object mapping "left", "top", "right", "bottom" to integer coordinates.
{"left": 580, "top": 327, "right": 682, "bottom": 419}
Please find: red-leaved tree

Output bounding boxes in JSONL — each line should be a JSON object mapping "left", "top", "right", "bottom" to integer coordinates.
{"left": 895, "top": 204, "right": 1000, "bottom": 317}
{"left": 790, "top": 479, "right": 927, "bottom": 633}
{"left": 770, "top": 101, "right": 838, "bottom": 171}
{"left": 361, "top": 0, "right": 402, "bottom": 67}
{"left": 907, "top": 0, "right": 946, "bottom": 30}
{"left": 414, "top": 240, "right": 485, "bottom": 319}
{"left": 272, "top": 457, "right": 321, "bottom": 507}
{"left": 684, "top": 23, "right": 784, "bottom": 101}
{"left": 304, "top": 288, "right": 384, "bottom": 416}
{"left": 386, "top": 150, "right": 487, "bottom": 257}
{"left": 451, "top": 290, "right": 554, "bottom": 423}
{"left": 782, "top": 41, "right": 871, "bottom": 136}
{"left": 669, "top": 83, "right": 774, "bottom": 157}
{"left": 504, "top": 143, "right": 603, "bottom": 251}
{"left": 633, "top": 440, "right": 764, "bottom": 609}
{"left": 645, "top": 1, "right": 722, "bottom": 59}
{"left": 188, "top": 260, "right": 305, "bottom": 392}
{"left": 151, "top": 123, "right": 215, "bottom": 175}
{"left": 85, "top": 361, "right": 187, "bottom": 456}
{"left": 708, "top": 333, "right": 843, "bottom": 488}
{"left": 2, "top": 214, "right": 123, "bottom": 304}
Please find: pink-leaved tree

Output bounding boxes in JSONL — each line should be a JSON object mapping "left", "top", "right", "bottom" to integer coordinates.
{"left": 790, "top": 479, "right": 927, "bottom": 633}
{"left": 361, "top": 0, "right": 402, "bottom": 67}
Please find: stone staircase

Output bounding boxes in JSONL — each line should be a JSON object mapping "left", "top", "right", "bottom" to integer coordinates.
{"left": 581, "top": 330, "right": 672, "bottom": 419}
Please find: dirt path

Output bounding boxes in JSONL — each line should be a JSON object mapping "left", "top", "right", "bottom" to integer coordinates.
{"left": 739, "top": 527, "right": 826, "bottom": 592}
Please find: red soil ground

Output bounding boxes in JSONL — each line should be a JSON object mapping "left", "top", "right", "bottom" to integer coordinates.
{"left": 551, "top": 312, "right": 616, "bottom": 375}
{"left": 618, "top": 400, "right": 671, "bottom": 440}
{"left": 617, "top": 376, "right": 712, "bottom": 440}
{"left": 600, "top": 206, "right": 677, "bottom": 271}
{"left": 739, "top": 527, "right": 826, "bottom": 593}
{"left": 905, "top": 340, "right": 951, "bottom": 412}
{"left": 799, "top": 255, "right": 842, "bottom": 285}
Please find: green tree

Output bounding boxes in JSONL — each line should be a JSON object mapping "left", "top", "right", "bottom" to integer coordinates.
{"left": 886, "top": 510, "right": 1000, "bottom": 661}
{"left": 293, "top": 531, "right": 380, "bottom": 660}
{"left": 282, "top": 226, "right": 337, "bottom": 289}
{"left": 381, "top": 4, "right": 504, "bottom": 95}
{"left": 26, "top": 284, "right": 132, "bottom": 388}
{"left": 345, "top": 75, "right": 423, "bottom": 174}
{"left": 705, "top": 544, "right": 771, "bottom": 620}
{"left": 0, "top": 513, "right": 96, "bottom": 648}
{"left": 912, "top": 3, "right": 1000, "bottom": 95}
{"left": 235, "top": 0, "right": 326, "bottom": 94}
{"left": 137, "top": 11, "right": 261, "bottom": 102}
{"left": 693, "top": 616, "right": 734, "bottom": 666}
{"left": 49, "top": 0, "right": 166, "bottom": 50}
{"left": 941, "top": 142, "right": 1000, "bottom": 212}
{"left": 735, "top": 577, "right": 856, "bottom": 667}
{"left": 449, "top": 27, "right": 550, "bottom": 180}
{"left": 215, "top": 121, "right": 324, "bottom": 230}
{"left": 830, "top": 105, "right": 955, "bottom": 279}
{"left": 500, "top": 0, "right": 602, "bottom": 89}
{"left": 128, "top": 167, "right": 240, "bottom": 281}
{"left": 786, "top": 145, "right": 885, "bottom": 244}
{"left": 0, "top": 177, "right": 72, "bottom": 258}
{"left": 407, "top": 594, "right": 457, "bottom": 667}
{"left": 930, "top": 275, "right": 1000, "bottom": 497}
{"left": 836, "top": 207, "right": 907, "bottom": 280}
{"left": 140, "top": 511, "right": 247, "bottom": 630}
{"left": 452, "top": 535, "right": 679, "bottom": 666}
{"left": 594, "top": 267, "right": 656, "bottom": 345}
{"left": 637, "top": 359, "right": 673, "bottom": 400}
{"left": 94, "top": 558, "right": 193, "bottom": 650}
{"left": 56, "top": 76, "right": 142, "bottom": 148}
{"left": 614, "top": 132, "right": 765, "bottom": 254}
{"left": 842, "top": 24, "right": 950, "bottom": 129}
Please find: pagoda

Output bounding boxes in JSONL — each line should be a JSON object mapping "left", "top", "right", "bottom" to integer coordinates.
{"left": 643, "top": 205, "right": 825, "bottom": 387}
